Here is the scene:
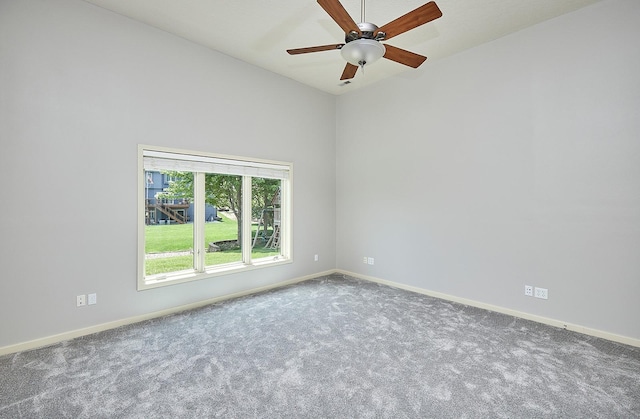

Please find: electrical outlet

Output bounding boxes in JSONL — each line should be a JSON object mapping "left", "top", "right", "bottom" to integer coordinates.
{"left": 367, "top": 257, "right": 374, "bottom": 265}
{"left": 88, "top": 293, "right": 97, "bottom": 305}
{"left": 314, "top": 254, "right": 319, "bottom": 262}
{"left": 76, "top": 295, "right": 86, "bottom": 307}
{"left": 524, "top": 285, "right": 533, "bottom": 297}
{"left": 534, "top": 287, "right": 548, "bottom": 300}
{"left": 363, "top": 256, "right": 368, "bottom": 264}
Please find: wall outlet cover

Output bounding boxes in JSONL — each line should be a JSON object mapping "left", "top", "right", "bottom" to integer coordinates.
{"left": 534, "top": 287, "right": 548, "bottom": 300}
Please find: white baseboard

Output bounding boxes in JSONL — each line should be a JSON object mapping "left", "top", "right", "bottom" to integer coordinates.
{"left": 0, "top": 270, "right": 335, "bottom": 356}
{"left": 336, "top": 269, "right": 640, "bottom": 348}
{"left": 3, "top": 268, "right": 637, "bottom": 356}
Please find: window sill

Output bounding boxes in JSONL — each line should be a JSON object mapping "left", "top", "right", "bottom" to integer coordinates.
{"left": 138, "top": 257, "right": 292, "bottom": 291}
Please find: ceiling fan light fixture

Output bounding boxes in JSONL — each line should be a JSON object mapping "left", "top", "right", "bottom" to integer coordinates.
{"left": 341, "top": 39, "right": 386, "bottom": 67}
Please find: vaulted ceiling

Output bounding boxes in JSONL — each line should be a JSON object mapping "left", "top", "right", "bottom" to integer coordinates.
{"left": 83, "top": 0, "right": 600, "bottom": 95}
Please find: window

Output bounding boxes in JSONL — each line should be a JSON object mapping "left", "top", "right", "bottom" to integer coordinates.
{"left": 138, "top": 145, "right": 292, "bottom": 290}
{"left": 164, "top": 173, "right": 178, "bottom": 184}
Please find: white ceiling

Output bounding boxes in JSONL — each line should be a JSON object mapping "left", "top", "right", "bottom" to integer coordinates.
{"left": 83, "top": 0, "right": 600, "bottom": 95}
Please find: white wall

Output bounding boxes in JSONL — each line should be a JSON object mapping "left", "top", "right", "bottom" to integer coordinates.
{"left": 0, "top": 0, "right": 336, "bottom": 348}
{"left": 336, "top": 0, "right": 640, "bottom": 340}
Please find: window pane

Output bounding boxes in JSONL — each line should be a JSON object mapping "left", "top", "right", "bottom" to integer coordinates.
{"left": 204, "top": 173, "right": 243, "bottom": 268}
{"left": 251, "top": 177, "right": 282, "bottom": 260}
{"left": 144, "top": 171, "right": 194, "bottom": 276}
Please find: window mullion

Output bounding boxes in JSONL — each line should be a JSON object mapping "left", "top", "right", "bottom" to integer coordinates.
{"left": 194, "top": 172, "right": 205, "bottom": 272}
{"left": 242, "top": 176, "right": 252, "bottom": 264}
{"left": 279, "top": 178, "right": 290, "bottom": 259}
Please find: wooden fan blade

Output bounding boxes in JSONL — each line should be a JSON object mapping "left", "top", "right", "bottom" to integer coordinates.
{"left": 287, "top": 44, "right": 344, "bottom": 55}
{"left": 383, "top": 44, "right": 427, "bottom": 68}
{"left": 340, "top": 63, "right": 358, "bottom": 80}
{"left": 375, "top": 1, "right": 442, "bottom": 41}
{"left": 317, "top": 0, "right": 360, "bottom": 34}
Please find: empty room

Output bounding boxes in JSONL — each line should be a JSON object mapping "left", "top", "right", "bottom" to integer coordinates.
{"left": 1, "top": 0, "right": 639, "bottom": 417}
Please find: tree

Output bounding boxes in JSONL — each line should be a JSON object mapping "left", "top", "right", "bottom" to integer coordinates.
{"left": 251, "top": 177, "right": 281, "bottom": 218}
{"left": 251, "top": 177, "right": 281, "bottom": 239}
{"left": 157, "top": 171, "right": 279, "bottom": 247}
{"left": 205, "top": 174, "right": 243, "bottom": 245}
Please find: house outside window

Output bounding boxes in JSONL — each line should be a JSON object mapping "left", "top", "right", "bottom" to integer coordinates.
{"left": 138, "top": 145, "right": 292, "bottom": 290}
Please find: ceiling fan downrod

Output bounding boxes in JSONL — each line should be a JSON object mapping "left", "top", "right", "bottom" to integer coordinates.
{"left": 358, "top": 0, "right": 367, "bottom": 72}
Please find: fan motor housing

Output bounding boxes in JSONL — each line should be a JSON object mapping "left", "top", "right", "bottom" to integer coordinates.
{"left": 345, "top": 22, "right": 385, "bottom": 43}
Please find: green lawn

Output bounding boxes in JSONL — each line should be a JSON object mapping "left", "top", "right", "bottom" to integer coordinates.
{"left": 144, "top": 213, "right": 279, "bottom": 275}
{"left": 145, "top": 214, "right": 239, "bottom": 253}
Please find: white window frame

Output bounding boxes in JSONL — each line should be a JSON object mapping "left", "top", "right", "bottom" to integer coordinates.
{"left": 137, "top": 145, "right": 293, "bottom": 290}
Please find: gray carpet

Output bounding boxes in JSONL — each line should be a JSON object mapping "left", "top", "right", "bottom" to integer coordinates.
{"left": 1, "top": 274, "right": 639, "bottom": 418}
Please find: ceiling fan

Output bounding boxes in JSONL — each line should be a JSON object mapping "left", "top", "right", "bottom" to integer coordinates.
{"left": 287, "top": 0, "right": 442, "bottom": 80}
